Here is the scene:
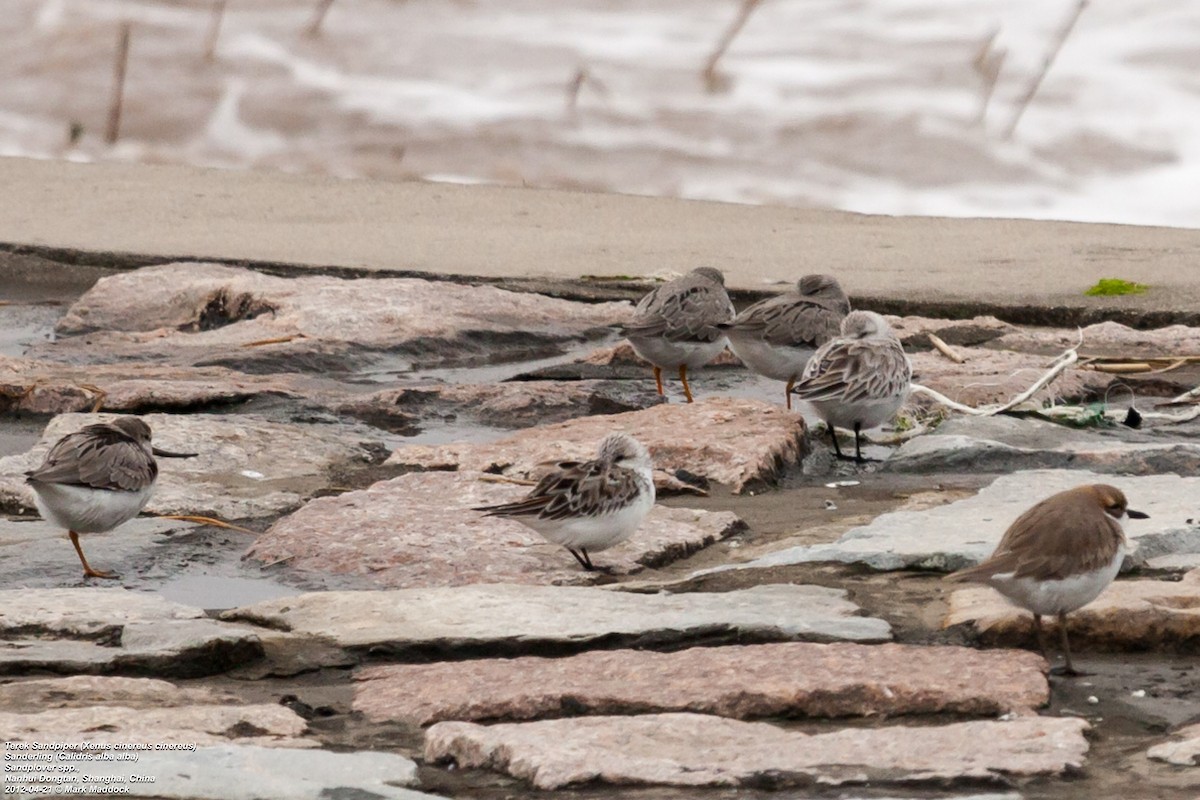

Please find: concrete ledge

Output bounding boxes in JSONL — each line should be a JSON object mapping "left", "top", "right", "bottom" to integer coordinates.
{"left": 4, "top": 157, "right": 1200, "bottom": 324}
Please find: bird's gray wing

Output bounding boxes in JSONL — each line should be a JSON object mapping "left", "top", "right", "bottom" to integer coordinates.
{"left": 757, "top": 298, "right": 844, "bottom": 348}
{"left": 625, "top": 277, "right": 734, "bottom": 343}
{"left": 474, "top": 459, "right": 641, "bottom": 521}
{"left": 790, "top": 339, "right": 911, "bottom": 402}
{"left": 25, "top": 424, "right": 157, "bottom": 491}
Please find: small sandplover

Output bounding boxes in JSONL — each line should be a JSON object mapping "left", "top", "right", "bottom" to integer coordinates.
{"left": 25, "top": 417, "right": 194, "bottom": 579}
{"left": 788, "top": 310, "right": 912, "bottom": 463}
{"left": 473, "top": 432, "right": 655, "bottom": 571}
{"left": 946, "top": 484, "right": 1149, "bottom": 676}
{"left": 624, "top": 266, "right": 735, "bottom": 403}
{"left": 722, "top": 274, "right": 850, "bottom": 409}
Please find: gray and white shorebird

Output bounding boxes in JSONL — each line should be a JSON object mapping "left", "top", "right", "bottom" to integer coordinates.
{"left": 721, "top": 274, "right": 850, "bottom": 409}
{"left": 25, "top": 417, "right": 195, "bottom": 579}
{"left": 473, "top": 433, "right": 655, "bottom": 571}
{"left": 946, "top": 484, "right": 1148, "bottom": 676}
{"left": 623, "top": 267, "right": 735, "bottom": 403}
{"left": 788, "top": 310, "right": 911, "bottom": 463}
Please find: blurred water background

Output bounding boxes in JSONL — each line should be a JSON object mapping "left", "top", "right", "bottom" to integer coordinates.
{"left": 2, "top": 0, "right": 1197, "bottom": 227}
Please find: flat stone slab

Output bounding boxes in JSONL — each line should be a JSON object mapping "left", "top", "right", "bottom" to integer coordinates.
{"left": 1147, "top": 723, "right": 1200, "bottom": 767}
{"left": 0, "top": 676, "right": 236, "bottom": 713}
{"left": 0, "top": 355, "right": 299, "bottom": 415}
{"left": 0, "top": 516, "right": 199, "bottom": 588}
{"left": 223, "top": 584, "right": 891, "bottom": 657}
{"left": 43, "top": 745, "right": 432, "bottom": 800}
{"left": 889, "top": 315, "right": 1018, "bottom": 350}
{"left": 35, "top": 262, "right": 627, "bottom": 372}
{"left": 354, "top": 642, "right": 1047, "bottom": 725}
{"left": 336, "top": 380, "right": 664, "bottom": 430}
{"left": 0, "top": 412, "right": 385, "bottom": 519}
{"left": 0, "top": 588, "right": 263, "bottom": 677}
{"left": 424, "top": 713, "right": 1090, "bottom": 789}
{"left": 245, "top": 470, "right": 742, "bottom": 587}
{"left": 387, "top": 397, "right": 807, "bottom": 493}
{"left": 723, "top": 470, "right": 1200, "bottom": 574}
{"left": 993, "top": 321, "right": 1200, "bottom": 357}
{"left": 944, "top": 568, "right": 1200, "bottom": 650}
{"left": 908, "top": 348, "right": 1113, "bottom": 409}
{"left": 0, "top": 704, "right": 311, "bottom": 748}
{"left": 886, "top": 415, "right": 1200, "bottom": 478}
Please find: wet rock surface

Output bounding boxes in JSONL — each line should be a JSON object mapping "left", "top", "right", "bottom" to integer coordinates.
{"left": 993, "top": 321, "right": 1200, "bottom": 356}
{"left": 944, "top": 568, "right": 1200, "bottom": 650}
{"left": 0, "top": 704, "right": 311, "bottom": 748}
{"left": 889, "top": 314, "right": 1019, "bottom": 350}
{"left": 0, "top": 411, "right": 386, "bottom": 519}
{"left": 35, "top": 263, "right": 629, "bottom": 372}
{"left": 4, "top": 262, "right": 1200, "bottom": 800}
{"left": 0, "top": 355, "right": 301, "bottom": 415}
{"left": 245, "top": 470, "right": 743, "bottom": 587}
{"left": 336, "top": 379, "right": 663, "bottom": 431}
{"left": 1147, "top": 724, "right": 1200, "bottom": 767}
{"left": 223, "top": 584, "right": 892, "bottom": 657}
{"left": 907, "top": 348, "right": 1115, "bottom": 408}
{"left": 0, "top": 675, "right": 235, "bottom": 712}
{"left": 724, "top": 470, "right": 1200, "bottom": 574}
{"left": 423, "top": 713, "right": 1090, "bottom": 789}
{"left": 1, "top": 516, "right": 198, "bottom": 588}
{"left": 115, "top": 746, "right": 431, "bottom": 800}
{"left": 354, "top": 642, "right": 1048, "bottom": 725}
{"left": 387, "top": 397, "right": 807, "bottom": 493}
{"left": 0, "top": 588, "right": 264, "bottom": 677}
{"left": 886, "top": 415, "right": 1200, "bottom": 476}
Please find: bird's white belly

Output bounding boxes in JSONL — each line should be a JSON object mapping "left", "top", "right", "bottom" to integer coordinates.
{"left": 628, "top": 337, "right": 728, "bottom": 371}
{"left": 32, "top": 483, "right": 153, "bottom": 534}
{"left": 526, "top": 477, "right": 655, "bottom": 552}
{"left": 809, "top": 393, "right": 908, "bottom": 431}
{"left": 725, "top": 333, "right": 814, "bottom": 382}
{"left": 989, "top": 546, "right": 1124, "bottom": 617}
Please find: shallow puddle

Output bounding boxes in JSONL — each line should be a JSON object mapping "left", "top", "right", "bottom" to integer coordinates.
{"left": 155, "top": 572, "right": 304, "bottom": 611}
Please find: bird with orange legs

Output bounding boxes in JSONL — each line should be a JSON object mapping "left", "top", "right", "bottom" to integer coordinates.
{"left": 624, "top": 267, "right": 734, "bottom": 403}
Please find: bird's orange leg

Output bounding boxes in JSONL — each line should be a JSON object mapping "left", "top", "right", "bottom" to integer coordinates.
{"left": 69, "top": 531, "right": 118, "bottom": 580}
{"left": 785, "top": 378, "right": 795, "bottom": 410}
{"left": 653, "top": 366, "right": 664, "bottom": 396}
{"left": 679, "top": 364, "right": 694, "bottom": 403}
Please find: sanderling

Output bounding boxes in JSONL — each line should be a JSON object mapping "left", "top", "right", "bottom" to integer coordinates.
{"left": 788, "top": 310, "right": 911, "bottom": 463}
{"left": 946, "top": 484, "right": 1148, "bottom": 676}
{"left": 624, "top": 267, "right": 735, "bottom": 403}
{"left": 722, "top": 274, "right": 849, "bottom": 409}
{"left": 25, "top": 417, "right": 194, "bottom": 579}
{"left": 473, "top": 432, "right": 655, "bottom": 571}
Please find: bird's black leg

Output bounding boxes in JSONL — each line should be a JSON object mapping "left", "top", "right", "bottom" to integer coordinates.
{"left": 580, "top": 548, "right": 596, "bottom": 571}
{"left": 1031, "top": 613, "right": 1051, "bottom": 661}
{"left": 829, "top": 426, "right": 851, "bottom": 460}
{"left": 1052, "top": 612, "right": 1087, "bottom": 677}
{"left": 567, "top": 548, "right": 593, "bottom": 571}
{"left": 852, "top": 422, "right": 882, "bottom": 464}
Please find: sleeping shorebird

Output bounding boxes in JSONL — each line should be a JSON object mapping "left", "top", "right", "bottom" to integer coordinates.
{"left": 473, "top": 433, "right": 655, "bottom": 571}
{"left": 789, "top": 310, "right": 911, "bottom": 463}
{"left": 722, "top": 274, "right": 850, "bottom": 409}
{"left": 25, "top": 417, "right": 195, "bottom": 579}
{"left": 946, "top": 484, "right": 1149, "bottom": 676}
{"left": 624, "top": 267, "right": 735, "bottom": 403}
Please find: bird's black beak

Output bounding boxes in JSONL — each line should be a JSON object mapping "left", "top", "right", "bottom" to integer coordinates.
{"left": 1127, "top": 509, "right": 1150, "bottom": 520}
{"left": 152, "top": 447, "right": 198, "bottom": 458}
